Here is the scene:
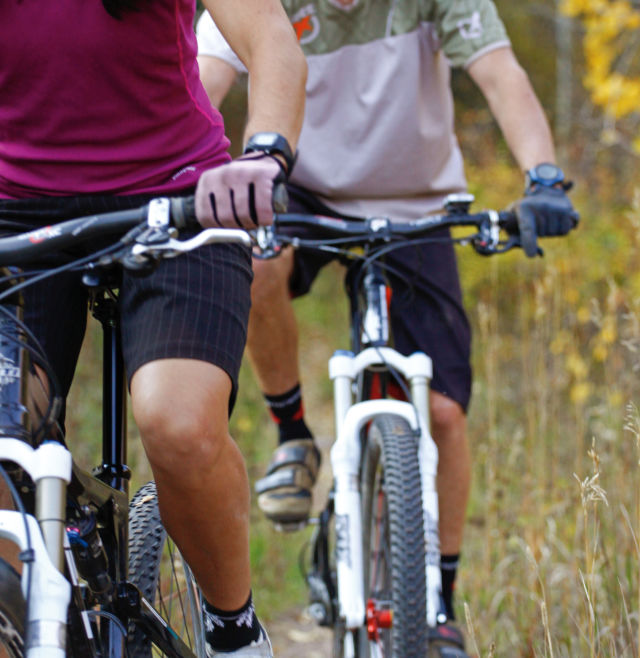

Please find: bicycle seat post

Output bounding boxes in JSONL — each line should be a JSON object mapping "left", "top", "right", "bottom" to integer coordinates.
{"left": 89, "top": 290, "right": 130, "bottom": 496}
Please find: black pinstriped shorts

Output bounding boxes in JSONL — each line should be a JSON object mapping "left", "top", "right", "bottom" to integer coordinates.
{"left": 285, "top": 185, "right": 472, "bottom": 412}
{"left": 0, "top": 194, "right": 252, "bottom": 412}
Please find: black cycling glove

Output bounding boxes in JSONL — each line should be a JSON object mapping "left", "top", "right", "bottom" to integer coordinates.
{"left": 512, "top": 185, "right": 580, "bottom": 257}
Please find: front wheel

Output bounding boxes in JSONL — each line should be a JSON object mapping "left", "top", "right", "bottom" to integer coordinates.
{"left": 0, "top": 558, "right": 25, "bottom": 657}
{"left": 128, "top": 481, "right": 206, "bottom": 657}
{"left": 359, "top": 414, "right": 428, "bottom": 657}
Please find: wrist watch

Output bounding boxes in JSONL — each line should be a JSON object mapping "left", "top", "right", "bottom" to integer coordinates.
{"left": 525, "top": 162, "right": 565, "bottom": 190}
{"left": 243, "top": 132, "right": 296, "bottom": 174}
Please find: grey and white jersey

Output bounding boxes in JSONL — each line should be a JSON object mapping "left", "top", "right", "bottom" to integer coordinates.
{"left": 197, "top": 0, "right": 509, "bottom": 219}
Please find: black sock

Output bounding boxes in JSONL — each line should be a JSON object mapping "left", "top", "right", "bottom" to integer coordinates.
{"left": 264, "top": 383, "right": 313, "bottom": 444}
{"left": 440, "top": 553, "right": 459, "bottom": 621}
{"left": 203, "top": 592, "right": 264, "bottom": 652}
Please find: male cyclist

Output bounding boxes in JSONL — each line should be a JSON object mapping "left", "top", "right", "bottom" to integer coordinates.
{"left": 0, "top": 1, "right": 306, "bottom": 656}
{"left": 196, "top": 2, "right": 577, "bottom": 654}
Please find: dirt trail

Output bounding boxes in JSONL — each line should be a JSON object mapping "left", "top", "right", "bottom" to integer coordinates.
{"left": 269, "top": 608, "right": 332, "bottom": 657}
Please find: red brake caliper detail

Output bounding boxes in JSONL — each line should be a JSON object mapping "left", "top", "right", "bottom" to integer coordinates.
{"left": 366, "top": 599, "right": 393, "bottom": 640}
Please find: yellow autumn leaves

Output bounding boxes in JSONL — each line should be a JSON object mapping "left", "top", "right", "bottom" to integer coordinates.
{"left": 561, "top": 0, "right": 640, "bottom": 152}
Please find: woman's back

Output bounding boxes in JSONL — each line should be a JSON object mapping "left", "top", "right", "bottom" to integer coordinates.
{"left": 0, "top": 0, "right": 230, "bottom": 199}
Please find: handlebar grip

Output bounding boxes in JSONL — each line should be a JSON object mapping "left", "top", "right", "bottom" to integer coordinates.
{"left": 499, "top": 210, "right": 519, "bottom": 235}
{"left": 170, "top": 196, "right": 197, "bottom": 229}
{"left": 171, "top": 185, "right": 287, "bottom": 229}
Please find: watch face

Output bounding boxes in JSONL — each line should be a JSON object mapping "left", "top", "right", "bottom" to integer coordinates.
{"left": 245, "top": 132, "right": 295, "bottom": 172}
{"left": 252, "top": 133, "right": 277, "bottom": 147}
{"left": 537, "top": 163, "right": 559, "bottom": 178}
{"left": 534, "top": 163, "right": 563, "bottom": 183}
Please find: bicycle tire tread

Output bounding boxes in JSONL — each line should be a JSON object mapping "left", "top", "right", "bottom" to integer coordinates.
{"left": 128, "top": 481, "right": 166, "bottom": 658}
{"left": 363, "top": 414, "right": 428, "bottom": 657}
{"left": 0, "top": 558, "right": 25, "bottom": 658}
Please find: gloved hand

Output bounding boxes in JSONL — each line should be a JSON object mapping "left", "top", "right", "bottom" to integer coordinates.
{"left": 195, "top": 152, "right": 285, "bottom": 229}
{"left": 512, "top": 185, "right": 579, "bottom": 257}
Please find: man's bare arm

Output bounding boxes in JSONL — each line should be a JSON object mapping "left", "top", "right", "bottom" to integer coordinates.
{"left": 201, "top": 0, "right": 306, "bottom": 150}
{"left": 468, "top": 46, "right": 556, "bottom": 171}
{"left": 197, "top": 55, "right": 238, "bottom": 109}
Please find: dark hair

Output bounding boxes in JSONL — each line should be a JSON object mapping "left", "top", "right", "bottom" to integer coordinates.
{"left": 102, "top": 0, "right": 139, "bottom": 18}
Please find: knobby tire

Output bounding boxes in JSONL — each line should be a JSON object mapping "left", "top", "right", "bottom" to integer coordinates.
{"left": 359, "top": 414, "right": 428, "bottom": 658}
{"left": 128, "top": 481, "right": 205, "bottom": 658}
{"left": 0, "top": 558, "right": 25, "bottom": 657}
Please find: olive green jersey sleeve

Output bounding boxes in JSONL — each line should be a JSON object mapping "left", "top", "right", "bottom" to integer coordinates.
{"left": 426, "top": 0, "right": 510, "bottom": 69}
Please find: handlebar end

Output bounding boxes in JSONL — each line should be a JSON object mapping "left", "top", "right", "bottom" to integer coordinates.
{"left": 272, "top": 184, "right": 289, "bottom": 214}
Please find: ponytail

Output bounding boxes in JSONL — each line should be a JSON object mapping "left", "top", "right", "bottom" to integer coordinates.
{"left": 102, "top": 0, "right": 140, "bottom": 18}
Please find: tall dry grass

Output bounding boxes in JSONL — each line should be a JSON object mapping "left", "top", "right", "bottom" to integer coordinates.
{"left": 458, "top": 169, "right": 640, "bottom": 656}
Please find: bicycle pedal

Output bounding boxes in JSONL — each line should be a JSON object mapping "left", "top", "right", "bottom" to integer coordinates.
{"left": 306, "top": 573, "right": 333, "bottom": 626}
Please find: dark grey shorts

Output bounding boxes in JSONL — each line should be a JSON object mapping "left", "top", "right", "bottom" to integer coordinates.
{"left": 285, "top": 185, "right": 472, "bottom": 412}
{"left": 0, "top": 195, "right": 252, "bottom": 412}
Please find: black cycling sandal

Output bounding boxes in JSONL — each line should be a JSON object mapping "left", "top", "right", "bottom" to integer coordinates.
{"left": 428, "top": 623, "right": 470, "bottom": 658}
{"left": 254, "top": 438, "right": 321, "bottom": 529}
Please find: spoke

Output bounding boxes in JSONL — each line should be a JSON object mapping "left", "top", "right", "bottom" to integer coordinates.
{"left": 153, "top": 541, "right": 195, "bottom": 656}
{"left": 371, "top": 476, "right": 388, "bottom": 597}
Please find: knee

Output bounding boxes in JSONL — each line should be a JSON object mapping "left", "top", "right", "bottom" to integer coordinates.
{"left": 134, "top": 398, "right": 229, "bottom": 479}
{"left": 429, "top": 392, "right": 465, "bottom": 440}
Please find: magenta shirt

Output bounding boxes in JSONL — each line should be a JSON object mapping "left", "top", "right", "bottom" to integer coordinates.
{"left": 0, "top": 1, "right": 231, "bottom": 199}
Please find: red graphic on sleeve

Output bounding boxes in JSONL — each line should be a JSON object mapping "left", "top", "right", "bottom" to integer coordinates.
{"left": 293, "top": 15, "right": 313, "bottom": 41}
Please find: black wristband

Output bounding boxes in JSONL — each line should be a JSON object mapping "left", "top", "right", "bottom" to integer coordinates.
{"left": 244, "top": 132, "right": 296, "bottom": 175}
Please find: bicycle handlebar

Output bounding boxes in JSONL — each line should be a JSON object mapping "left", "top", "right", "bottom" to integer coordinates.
{"left": 257, "top": 203, "right": 521, "bottom": 258}
{"left": 272, "top": 209, "right": 517, "bottom": 238}
{"left": 0, "top": 192, "right": 523, "bottom": 268}
{"left": 0, "top": 196, "right": 200, "bottom": 266}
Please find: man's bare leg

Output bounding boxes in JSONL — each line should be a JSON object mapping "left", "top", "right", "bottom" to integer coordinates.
{"left": 245, "top": 249, "right": 320, "bottom": 526}
{"left": 430, "top": 390, "right": 470, "bottom": 554}
{"left": 430, "top": 389, "right": 470, "bottom": 620}
{"left": 246, "top": 248, "right": 299, "bottom": 396}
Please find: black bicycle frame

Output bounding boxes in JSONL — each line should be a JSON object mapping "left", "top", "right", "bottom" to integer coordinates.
{"left": 72, "top": 283, "right": 197, "bottom": 657}
{"left": 0, "top": 269, "right": 197, "bottom": 658}
{"left": 344, "top": 259, "right": 394, "bottom": 403}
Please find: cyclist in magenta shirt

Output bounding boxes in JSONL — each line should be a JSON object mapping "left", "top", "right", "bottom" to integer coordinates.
{"left": 0, "top": 1, "right": 306, "bottom": 655}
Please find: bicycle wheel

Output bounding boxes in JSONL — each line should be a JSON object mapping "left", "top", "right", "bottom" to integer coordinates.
{"left": 0, "top": 558, "right": 25, "bottom": 657}
{"left": 128, "top": 481, "right": 206, "bottom": 658}
{"left": 359, "top": 414, "right": 428, "bottom": 657}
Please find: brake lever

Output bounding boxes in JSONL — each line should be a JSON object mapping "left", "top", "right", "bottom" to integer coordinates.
{"left": 130, "top": 228, "right": 252, "bottom": 260}
{"left": 472, "top": 214, "right": 500, "bottom": 256}
{"left": 253, "top": 225, "right": 286, "bottom": 259}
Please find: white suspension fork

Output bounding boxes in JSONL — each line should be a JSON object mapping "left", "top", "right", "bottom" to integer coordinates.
{"left": 329, "top": 348, "right": 441, "bottom": 628}
{"left": 0, "top": 439, "right": 72, "bottom": 657}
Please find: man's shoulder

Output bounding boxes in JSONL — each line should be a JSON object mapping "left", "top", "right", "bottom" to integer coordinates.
{"left": 280, "top": 0, "right": 433, "bottom": 55}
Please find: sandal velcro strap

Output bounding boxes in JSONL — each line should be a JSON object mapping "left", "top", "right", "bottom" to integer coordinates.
{"left": 255, "top": 439, "right": 320, "bottom": 495}
{"left": 263, "top": 439, "right": 321, "bottom": 478}
{"left": 255, "top": 465, "right": 314, "bottom": 495}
